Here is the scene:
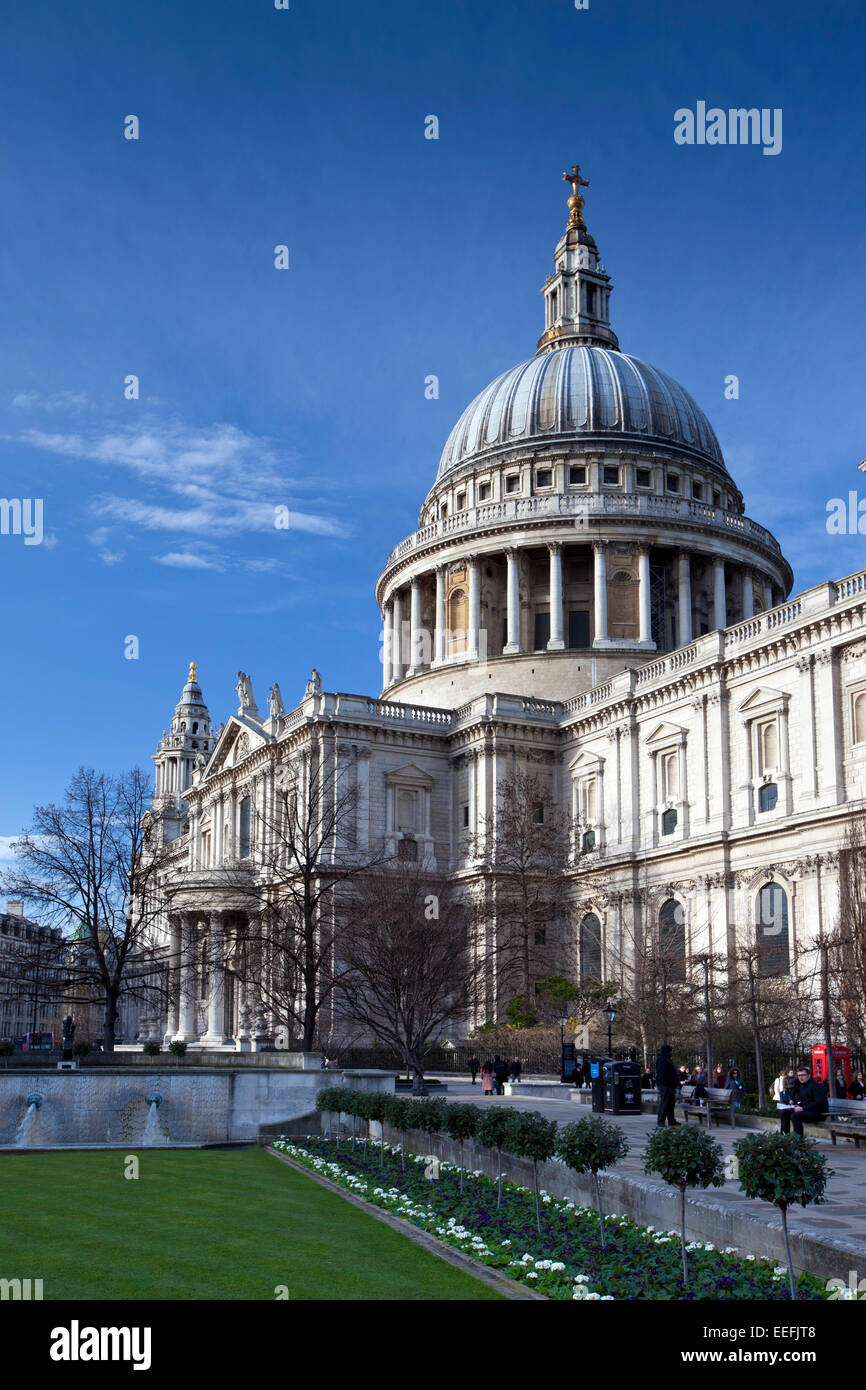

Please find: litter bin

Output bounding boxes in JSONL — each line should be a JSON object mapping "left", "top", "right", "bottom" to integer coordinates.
{"left": 603, "top": 1061, "right": 642, "bottom": 1115}
{"left": 588, "top": 1055, "right": 609, "bottom": 1113}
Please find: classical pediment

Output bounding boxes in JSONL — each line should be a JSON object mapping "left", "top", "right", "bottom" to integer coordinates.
{"left": 205, "top": 717, "right": 269, "bottom": 776}
{"left": 569, "top": 749, "right": 605, "bottom": 772}
{"left": 738, "top": 686, "right": 789, "bottom": 715}
{"left": 385, "top": 762, "right": 434, "bottom": 787}
{"left": 645, "top": 720, "right": 686, "bottom": 746}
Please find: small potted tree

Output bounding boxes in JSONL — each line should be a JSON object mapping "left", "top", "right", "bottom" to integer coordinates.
{"left": 556, "top": 1116, "right": 629, "bottom": 1249}
{"left": 443, "top": 1103, "right": 480, "bottom": 1194}
{"left": 476, "top": 1106, "right": 512, "bottom": 1208}
{"left": 142, "top": 1040, "right": 161, "bottom": 1058}
{"left": 383, "top": 1095, "right": 413, "bottom": 1172}
{"left": 504, "top": 1111, "right": 558, "bottom": 1236}
{"left": 733, "top": 1131, "right": 830, "bottom": 1299}
{"left": 644, "top": 1125, "right": 725, "bottom": 1286}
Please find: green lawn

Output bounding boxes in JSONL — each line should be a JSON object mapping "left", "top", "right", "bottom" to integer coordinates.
{"left": 0, "top": 1147, "right": 503, "bottom": 1300}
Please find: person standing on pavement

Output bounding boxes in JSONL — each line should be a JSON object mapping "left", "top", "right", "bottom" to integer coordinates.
{"left": 655, "top": 1044, "right": 680, "bottom": 1126}
{"left": 509, "top": 1056, "right": 522, "bottom": 1084}
{"left": 480, "top": 1062, "right": 494, "bottom": 1095}
{"left": 468, "top": 1053, "right": 480, "bottom": 1085}
{"left": 493, "top": 1055, "right": 509, "bottom": 1095}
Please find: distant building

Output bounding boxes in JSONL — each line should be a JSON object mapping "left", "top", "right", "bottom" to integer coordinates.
{"left": 0, "top": 901, "right": 65, "bottom": 1040}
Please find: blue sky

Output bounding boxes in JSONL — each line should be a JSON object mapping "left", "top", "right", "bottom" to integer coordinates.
{"left": 1, "top": 0, "right": 865, "bottom": 847}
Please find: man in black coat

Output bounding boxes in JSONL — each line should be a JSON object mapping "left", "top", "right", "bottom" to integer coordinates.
{"left": 655, "top": 1044, "right": 680, "bottom": 1126}
{"left": 780, "top": 1067, "right": 828, "bottom": 1136}
{"left": 492, "top": 1055, "right": 509, "bottom": 1095}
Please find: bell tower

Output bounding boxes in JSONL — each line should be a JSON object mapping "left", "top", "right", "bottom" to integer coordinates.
{"left": 152, "top": 662, "right": 214, "bottom": 841}
{"left": 536, "top": 164, "right": 619, "bottom": 354}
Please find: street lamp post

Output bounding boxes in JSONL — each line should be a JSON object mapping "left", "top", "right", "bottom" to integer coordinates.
{"left": 605, "top": 1001, "right": 616, "bottom": 1057}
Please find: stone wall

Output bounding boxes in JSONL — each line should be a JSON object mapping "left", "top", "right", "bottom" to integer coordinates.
{"left": 0, "top": 1066, "right": 367, "bottom": 1146}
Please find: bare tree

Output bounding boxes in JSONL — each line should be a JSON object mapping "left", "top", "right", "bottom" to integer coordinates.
{"left": 222, "top": 746, "right": 390, "bottom": 1051}
{"left": 471, "top": 771, "right": 572, "bottom": 1015}
{"left": 336, "top": 865, "right": 482, "bottom": 1093}
{"left": 1, "top": 767, "right": 173, "bottom": 1050}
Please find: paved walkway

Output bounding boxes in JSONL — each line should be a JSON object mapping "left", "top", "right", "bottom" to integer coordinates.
{"left": 430, "top": 1075, "right": 866, "bottom": 1256}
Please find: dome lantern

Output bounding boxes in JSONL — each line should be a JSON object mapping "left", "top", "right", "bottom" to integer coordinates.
{"left": 536, "top": 164, "right": 619, "bottom": 354}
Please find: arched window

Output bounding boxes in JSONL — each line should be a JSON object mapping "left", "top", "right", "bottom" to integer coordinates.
{"left": 581, "top": 829, "right": 596, "bottom": 853}
{"left": 756, "top": 882, "right": 790, "bottom": 976}
{"left": 661, "top": 808, "right": 678, "bottom": 836}
{"left": 238, "top": 796, "right": 252, "bottom": 859}
{"left": 758, "top": 782, "right": 778, "bottom": 813}
{"left": 579, "top": 913, "right": 602, "bottom": 982}
{"left": 759, "top": 719, "right": 778, "bottom": 772}
{"left": 447, "top": 588, "right": 467, "bottom": 655}
{"left": 659, "top": 898, "right": 686, "bottom": 981}
{"left": 854, "top": 691, "right": 866, "bottom": 745}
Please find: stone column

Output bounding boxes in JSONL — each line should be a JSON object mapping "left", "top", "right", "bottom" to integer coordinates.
{"left": 742, "top": 571, "right": 755, "bottom": 620}
{"left": 200, "top": 911, "right": 226, "bottom": 1046}
{"left": 677, "top": 552, "right": 692, "bottom": 646}
{"left": 638, "top": 547, "right": 653, "bottom": 646}
{"left": 778, "top": 698, "right": 793, "bottom": 815}
{"left": 547, "top": 542, "right": 565, "bottom": 650}
{"left": 712, "top": 558, "right": 727, "bottom": 632}
{"left": 175, "top": 912, "right": 197, "bottom": 1042}
{"left": 434, "top": 566, "right": 446, "bottom": 664}
{"left": 382, "top": 603, "right": 393, "bottom": 687}
{"left": 503, "top": 547, "right": 521, "bottom": 654}
{"left": 467, "top": 555, "right": 481, "bottom": 659}
{"left": 592, "top": 542, "right": 608, "bottom": 644}
{"left": 355, "top": 747, "right": 371, "bottom": 850}
{"left": 764, "top": 580, "right": 774, "bottom": 612}
{"left": 163, "top": 915, "right": 181, "bottom": 1045}
{"left": 392, "top": 590, "right": 404, "bottom": 681}
{"left": 408, "top": 576, "right": 423, "bottom": 675}
{"left": 796, "top": 655, "right": 818, "bottom": 802}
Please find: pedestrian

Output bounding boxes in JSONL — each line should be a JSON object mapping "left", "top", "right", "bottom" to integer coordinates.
{"left": 693, "top": 1066, "right": 709, "bottom": 1105}
{"left": 849, "top": 1071, "right": 865, "bottom": 1101}
{"left": 509, "top": 1056, "right": 522, "bottom": 1084}
{"left": 640, "top": 1066, "right": 654, "bottom": 1090}
{"left": 834, "top": 1068, "right": 848, "bottom": 1099}
{"left": 771, "top": 1069, "right": 787, "bottom": 1103}
{"left": 779, "top": 1066, "right": 828, "bottom": 1136}
{"left": 493, "top": 1055, "right": 509, "bottom": 1095}
{"left": 480, "top": 1062, "right": 494, "bottom": 1096}
{"left": 725, "top": 1067, "right": 745, "bottom": 1108}
{"left": 712, "top": 1065, "right": 725, "bottom": 1089}
{"left": 468, "top": 1053, "right": 480, "bottom": 1085}
{"left": 655, "top": 1044, "right": 680, "bottom": 1127}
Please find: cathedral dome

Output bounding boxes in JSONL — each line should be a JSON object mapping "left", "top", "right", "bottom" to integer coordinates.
{"left": 437, "top": 346, "right": 726, "bottom": 482}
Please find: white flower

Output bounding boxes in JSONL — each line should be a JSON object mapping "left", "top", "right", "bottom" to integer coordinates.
{"left": 574, "top": 1275, "right": 589, "bottom": 1283}
{"left": 525, "top": 1272, "right": 538, "bottom": 1280}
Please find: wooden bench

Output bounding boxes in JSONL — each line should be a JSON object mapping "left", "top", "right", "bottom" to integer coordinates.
{"left": 680, "top": 1085, "right": 737, "bottom": 1128}
{"left": 823, "top": 1097, "right": 866, "bottom": 1148}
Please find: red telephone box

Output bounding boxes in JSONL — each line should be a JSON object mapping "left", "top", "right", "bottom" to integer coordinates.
{"left": 811, "top": 1044, "right": 851, "bottom": 1089}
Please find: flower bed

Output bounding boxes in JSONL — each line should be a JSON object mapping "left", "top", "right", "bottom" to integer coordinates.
{"left": 272, "top": 1136, "right": 827, "bottom": 1301}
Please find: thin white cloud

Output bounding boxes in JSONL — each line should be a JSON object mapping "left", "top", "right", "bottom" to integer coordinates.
{"left": 11, "top": 390, "right": 89, "bottom": 411}
{"left": 154, "top": 551, "right": 224, "bottom": 570}
{"left": 19, "top": 421, "right": 351, "bottom": 545}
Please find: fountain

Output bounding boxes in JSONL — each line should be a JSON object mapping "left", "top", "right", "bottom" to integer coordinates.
{"left": 15, "top": 1094, "right": 44, "bottom": 1147}
{"left": 142, "top": 1094, "right": 166, "bottom": 1145}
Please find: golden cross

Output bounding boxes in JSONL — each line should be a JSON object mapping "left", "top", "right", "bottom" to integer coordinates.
{"left": 562, "top": 164, "right": 590, "bottom": 198}
{"left": 562, "top": 165, "right": 589, "bottom": 229}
